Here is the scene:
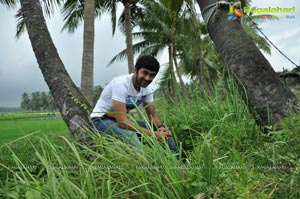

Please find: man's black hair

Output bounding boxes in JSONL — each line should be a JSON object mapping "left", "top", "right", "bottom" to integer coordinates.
{"left": 135, "top": 55, "right": 160, "bottom": 73}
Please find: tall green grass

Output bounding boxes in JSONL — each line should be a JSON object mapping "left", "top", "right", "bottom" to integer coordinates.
{"left": 0, "top": 133, "right": 184, "bottom": 198}
{"left": 1, "top": 76, "right": 300, "bottom": 198}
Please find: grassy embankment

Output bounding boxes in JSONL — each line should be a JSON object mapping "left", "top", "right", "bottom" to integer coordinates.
{"left": 0, "top": 78, "right": 300, "bottom": 198}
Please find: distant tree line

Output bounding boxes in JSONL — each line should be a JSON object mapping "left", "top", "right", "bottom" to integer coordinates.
{"left": 20, "top": 85, "right": 103, "bottom": 111}
{"left": 0, "top": 107, "right": 25, "bottom": 112}
{"left": 93, "top": 85, "right": 103, "bottom": 105}
{"left": 20, "top": 91, "right": 56, "bottom": 111}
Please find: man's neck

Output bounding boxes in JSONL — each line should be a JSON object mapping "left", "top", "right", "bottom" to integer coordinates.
{"left": 132, "top": 74, "right": 140, "bottom": 92}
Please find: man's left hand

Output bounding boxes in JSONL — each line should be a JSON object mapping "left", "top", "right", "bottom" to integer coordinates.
{"left": 158, "top": 127, "right": 172, "bottom": 138}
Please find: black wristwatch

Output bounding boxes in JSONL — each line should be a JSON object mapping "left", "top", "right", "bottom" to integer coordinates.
{"left": 158, "top": 124, "right": 165, "bottom": 128}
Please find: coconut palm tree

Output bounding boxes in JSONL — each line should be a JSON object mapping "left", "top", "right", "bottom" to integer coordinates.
{"left": 16, "top": 0, "right": 298, "bottom": 140}
{"left": 176, "top": 20, "right": 222, "bottom": 89}
{"left": 197, "top": 0, "right": 297, "bottom": 126}
{"left": 100, "top": 0, "right": 150, "bottom": 74}
{"left": 63, "top": 0, "right": 112, "bottom": 106}
{"left": 8, "top": 0, "right": 63, "bottom": 38}
{"left": 20, "top": 0, "right": 92, "bottom": 141}
{"left": 178, "top": 0, "right": 273, "bottom": 86}
{"left": 109, "top": 0, "right": 197, "bottom": 97}
{"left": 4, "top": 0, "right": 96, "bottom": 106}
{"left": 81, "top": 0, "right": 95, "bottom": 105}
{"left": 61, "top": 0, "right": 145, "bottom": 106}
{"left": 63, "top": 0, "right": 145, "bottom": 74}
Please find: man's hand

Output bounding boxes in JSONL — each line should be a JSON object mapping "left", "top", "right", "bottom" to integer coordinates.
{"left": 154, "top": 127, "right": 172, "bottom": 140}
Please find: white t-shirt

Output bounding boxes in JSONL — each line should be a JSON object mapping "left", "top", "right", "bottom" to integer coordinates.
{"left": 90, "top": 74, "right": 154, "bottom": 118}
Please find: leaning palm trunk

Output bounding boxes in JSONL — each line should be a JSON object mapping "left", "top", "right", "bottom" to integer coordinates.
{"left": 124, "top": 1, "right": 135, "bottom": 73}
{"left": 81, "top": 0, "right": 95, "bottom": 105}
{"left": 197, "top": 0, "right": 297, "bottom": 126}
{"left": 21, "top": 0, "right": 92, "bottom": 141}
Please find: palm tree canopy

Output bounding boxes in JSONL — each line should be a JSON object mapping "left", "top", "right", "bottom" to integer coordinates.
{"left": 109, "top": 0, "right": 197, "bottom": 62}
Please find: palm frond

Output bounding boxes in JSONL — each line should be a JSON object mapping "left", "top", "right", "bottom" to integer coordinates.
{"left": 110, "top": 2, "right": 117, "bottom": 35}
{"left": 15, "top": 8, "right": 26, "bottom": 39}
{"left": 241, "top": 15, "right": 272, "bottom": 54}
{"left": 61, "top": 0, "right": 84, "bottom": 33}
{"left": 118, "top": 1, "right": 144, "bottom": 35}
{"left": 139, "top": 43, "right": 165, "bottom": 57}
{"left": 41, "top": 0, "right": 63, "bottom": 17}
{"left": 107, "top": 39, "right": 152, "bottom": 67}
{"left": 0, "top": 0, "right": 17, "bottom": 8}
{"left": 157, "top": 62, "right": 171, "bottom": 86}
{"left": 107, "top": 49, "right": 128, "bottom": 67}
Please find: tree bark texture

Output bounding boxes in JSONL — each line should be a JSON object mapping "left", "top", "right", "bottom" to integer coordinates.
{"left": 81, "top": 0, "right": 95, "bottom": 105}
{"left": 21, "top": 0, "right": 93, "bottom": 141}
{"left": 124, "top": 0, "right": 135, "bottom": 73}
{"left": 197, "top": 0, "right": 297, "bottom": 126}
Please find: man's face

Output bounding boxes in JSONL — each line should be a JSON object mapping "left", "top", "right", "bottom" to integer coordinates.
{"left": 135, "top": 68, "right": 157, "bottom": 88}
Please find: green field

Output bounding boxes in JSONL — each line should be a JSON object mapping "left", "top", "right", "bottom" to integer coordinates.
{"left": 0, "top": 112, "right": 69, "bottom": 145}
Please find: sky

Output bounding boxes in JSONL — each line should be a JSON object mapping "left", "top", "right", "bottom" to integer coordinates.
{"left": 0, "top": 0, "right": 299, "bottom": 107}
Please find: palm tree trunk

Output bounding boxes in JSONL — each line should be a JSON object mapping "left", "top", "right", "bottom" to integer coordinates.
{"left": 197, "top": 0, "right": 297, "bottom": 126}
{"left": 124, "top": 0, "right": 134, "bottom": 73}
{"left": 168, "top": 42, "right": 177, "bottom": 99}
{"left": 21, "top": 0, "right": 92, "bottom": 142}
{"left": 173, "top": 50, "right": 188, "bottom": 96}
{"left": 196, "top": 57, "right": 203, "bottom": 84}
{"left": 81, "top": 0, "right": 95, "bottom": 105}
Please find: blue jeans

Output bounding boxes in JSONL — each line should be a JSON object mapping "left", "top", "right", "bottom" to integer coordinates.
{"left": 92, "top": 118, "right": 177, "bottom": 152}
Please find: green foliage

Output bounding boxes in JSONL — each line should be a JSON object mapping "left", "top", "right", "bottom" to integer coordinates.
{"left": 20, "top": 91, "right": 56, "bottom": 112}
{"left": 93, "top": 85, "right": 104, "bottom": 105}
{"left": 0, "top": 134, "right": 183, "bottom": 198}
{"left": 155, "top": 76, "right": 300, "bottom": 198}
{"left": 19, "top": 85, "right": 103, "bottom": 112}
{"left": 69, "top": 94, "right": 89, "bottom": 112}
{"left": 1, "top": 76, "right": 300, "bottom": 198}
{"left": 156, "top": 75, "right": 257, "bottom": 152}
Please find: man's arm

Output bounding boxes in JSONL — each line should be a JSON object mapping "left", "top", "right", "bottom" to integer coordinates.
{"left": 144, "top": 102, "right": 163, "bottom": 127}
{"left": 144, "top": 102, "right": 172, "bottom": 138}
{"left": 113, "top": 100, "right": 171, "bottom": 139}
{"left": 113, "top": 100, "right": 161, "bottom": 138}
